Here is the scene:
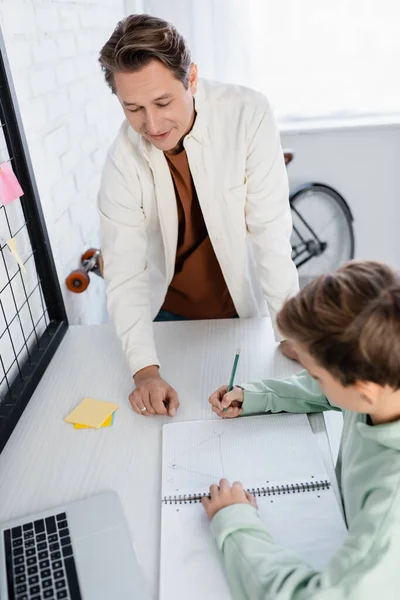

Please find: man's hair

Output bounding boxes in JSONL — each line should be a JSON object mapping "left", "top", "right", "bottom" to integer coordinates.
{"left": 277, "top": 261, "right": 400, "bottom": 388}
{"left": 98, "top": 14, "right": 191, "bottom": 94}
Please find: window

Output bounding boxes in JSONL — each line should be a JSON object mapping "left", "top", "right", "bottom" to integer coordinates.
{"left": 146, "top": 0, "right": 400, "bottom": 122}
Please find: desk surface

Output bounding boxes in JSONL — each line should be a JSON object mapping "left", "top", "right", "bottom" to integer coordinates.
{"left": 0, "top": 318, "right": 337, "bottom": 598}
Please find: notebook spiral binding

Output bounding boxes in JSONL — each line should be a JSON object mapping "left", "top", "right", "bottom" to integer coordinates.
{"left": 162, "top": 480, "right": 331, "bottom": 505}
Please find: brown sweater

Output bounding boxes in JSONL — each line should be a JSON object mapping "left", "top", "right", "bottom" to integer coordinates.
{"left": 161, "top": 148, "right": 237, "bottom": 319}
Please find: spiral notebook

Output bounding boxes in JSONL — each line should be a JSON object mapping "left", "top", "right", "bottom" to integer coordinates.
{"left": 160, "top": 414, "right": 347, "bottom": 600}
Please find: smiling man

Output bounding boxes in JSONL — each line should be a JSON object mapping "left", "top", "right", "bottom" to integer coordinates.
{"left": 98, "top": 14, "right": 299, "bottom": 418}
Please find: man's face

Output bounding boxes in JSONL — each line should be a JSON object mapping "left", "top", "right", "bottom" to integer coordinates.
{"left": 114, "top": 60, "right": 197, "bottom": 153}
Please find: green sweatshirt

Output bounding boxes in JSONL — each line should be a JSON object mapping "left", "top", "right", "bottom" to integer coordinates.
{"left": 210, "top": 370, "right": 400, "bottom": 599}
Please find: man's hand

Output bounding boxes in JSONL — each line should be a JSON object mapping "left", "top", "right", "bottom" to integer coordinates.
{"left": 280, "top": 340, "right": 298, "bottom": 361}
{"left": 202, "top": 479, "right": 258, "bottom": 520}
{"left": 129, "top": 365, "right": 179, "bottom": 417}
{"left": 208, "top": 385, "right": 244, "bottom": 418}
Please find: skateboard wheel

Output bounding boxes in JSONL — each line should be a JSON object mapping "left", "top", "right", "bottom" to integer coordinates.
{"left": 81, "top": 248, "right": 98, "bottom": 263}
{"left": 66, "top": 269, "right": 90, "bottom": 293}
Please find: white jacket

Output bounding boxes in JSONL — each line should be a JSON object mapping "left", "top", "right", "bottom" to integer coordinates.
{"left": 98, "top": 78, "right": 299, "bottom": 375}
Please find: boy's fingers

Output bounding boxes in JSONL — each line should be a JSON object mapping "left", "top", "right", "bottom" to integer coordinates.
{"left": 245, "top": 492, "right": 258, "bottom": 508}
{"left": 220, "top": 392, "right": 233, "bottom": 409}
{"left": 209, "top": 385, "right": 229, "bottom": 409}
{"left": 219, "top": 478, "right": 230, "bottom": 490}
{"left": 213, "top": 405, "right": 243, "bottom": 419}
{"left": 231, "top": 407, "right": 243, "bottom": 417}
{"left": 209, "top": 396, "right": 222, "bottom": 410}
{"left": 232, "top": 481, "right": 244, "bottom": 490}
{"left": 220, "top": 387, "right": 243, "bottom": 408}
{"left": 232, "top": 481, "right": 247, "bottom": 501}
{"left": 223, "top": 406, "right": 243, "bottom": 419}
{"left": 210, "top": 484, "right": 219, "bottom": 499}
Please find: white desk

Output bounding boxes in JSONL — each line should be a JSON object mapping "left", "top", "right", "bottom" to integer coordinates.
{"left": 0, "top": 318, "right": 337, "bottom": 599}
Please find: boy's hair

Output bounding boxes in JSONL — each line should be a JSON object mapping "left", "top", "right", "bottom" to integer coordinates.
{"left": 277, "top": 261, "right": 400, "bottom": 388}
{"left": 98, "top": 14, "right": 191, "bottom": 94}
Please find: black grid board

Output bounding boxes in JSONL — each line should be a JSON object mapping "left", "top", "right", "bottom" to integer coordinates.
{"left": 0, "top": 27, "right": 68, "bottom": 452}
{"left": 0, "top": 151, "right": 49, "bottom": 407}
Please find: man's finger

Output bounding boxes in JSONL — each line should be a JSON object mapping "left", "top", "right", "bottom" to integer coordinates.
{"left": 129, "top": 392, "right": 147, "bottom": 416}
{"left": 148, "top": 388, "right": 168, "bottom": 415}
{"left": 167, "top": 388, "right": 180, "bottom": 417}
{"left": 140, "top": 389, "right": 156, "bottom": 415}
{"left": 130, "top": 400, "right": 143, "bottom": 415}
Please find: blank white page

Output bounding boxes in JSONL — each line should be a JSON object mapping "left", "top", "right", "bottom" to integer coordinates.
{"left": 160, "top": 415, "right": 347, "bottom": 599}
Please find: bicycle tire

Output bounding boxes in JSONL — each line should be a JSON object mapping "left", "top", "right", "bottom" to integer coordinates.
{"left": 290, "top": 182, "right": 355, "bottom": 280}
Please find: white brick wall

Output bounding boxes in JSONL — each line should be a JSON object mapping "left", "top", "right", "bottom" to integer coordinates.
{"left": 0, "top": 0, "right": 130, "bottom": 325}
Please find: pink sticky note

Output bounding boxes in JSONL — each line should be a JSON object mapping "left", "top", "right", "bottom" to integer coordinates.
{"left": 0, "top": 162, "right": 24, "bottom": 206}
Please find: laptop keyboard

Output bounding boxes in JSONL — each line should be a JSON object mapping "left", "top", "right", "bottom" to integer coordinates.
{"left": 4, "top": 512, "right": 82, "bottom": 600}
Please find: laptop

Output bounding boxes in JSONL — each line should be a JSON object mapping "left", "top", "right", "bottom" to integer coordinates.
{"left": 0, "top": 491, "right": 151, "bottom": 600}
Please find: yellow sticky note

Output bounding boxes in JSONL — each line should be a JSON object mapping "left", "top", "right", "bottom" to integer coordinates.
{"left": 65, "top": 398, "right": 118, "bottom": 429}
{"left": 74, "top": 413, "right": 114, "bottom": 429}
{"left": 6, "top": 237, "right": 27, "bottom": 275}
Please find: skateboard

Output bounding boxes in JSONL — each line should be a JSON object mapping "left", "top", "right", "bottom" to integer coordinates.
{"left": 65, "top": 248, "right": 104, "bottom": 293}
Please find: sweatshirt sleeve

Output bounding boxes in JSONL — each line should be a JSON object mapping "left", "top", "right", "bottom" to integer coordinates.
{"left": 241, "top": 370, "right": 340, "bottom": 416}
{"left": 210, "top": 489, "right": 400, "bottom": 600}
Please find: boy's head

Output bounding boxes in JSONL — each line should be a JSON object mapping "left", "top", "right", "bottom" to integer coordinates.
{"left": 277, "top": 261, "right": 400, "bottom": 421}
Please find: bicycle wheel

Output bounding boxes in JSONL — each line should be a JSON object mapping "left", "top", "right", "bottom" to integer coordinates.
{"left": 290, "top": 183, "right": 355, "bottom": 287}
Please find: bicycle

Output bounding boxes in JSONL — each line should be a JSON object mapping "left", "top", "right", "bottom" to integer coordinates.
{"left": 284, "top": 151, "right": 355, "bottom": 287}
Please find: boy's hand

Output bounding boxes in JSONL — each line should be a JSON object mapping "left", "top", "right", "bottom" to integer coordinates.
{"left": 208, "top": 385, "right": 244, "bottom": 418}
{"left": 202, "top": 478, "right": 258, "bottom": 520}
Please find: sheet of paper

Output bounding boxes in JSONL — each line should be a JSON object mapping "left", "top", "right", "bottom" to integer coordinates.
{"left": 161, "top": 503, "right": 231, "bottom": 600}
{"left": 65, "top": 398, "right": 118, "bottom": 428}
{"left": 0, "top": 161, "right": 24, "bottom": 206}
{"left": 160, "top": 415, "right": 347, "bottom": 600}
{"left": 6, "top": 238, "right": 27, "bottom": 275}
{"left": 324, "top": 411, "right": 344, "bottom": 465}
{"left": 162, "top": 414, "right": 328, "bottom": 498}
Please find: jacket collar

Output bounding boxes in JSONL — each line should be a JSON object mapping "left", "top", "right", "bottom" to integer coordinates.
{"left": 187, "top": 78, "right": 209, "bottom": 145}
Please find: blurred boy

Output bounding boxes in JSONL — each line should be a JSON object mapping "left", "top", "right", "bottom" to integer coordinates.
{"left": 205, "top": 261, "right": 400, "bottom": 599}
